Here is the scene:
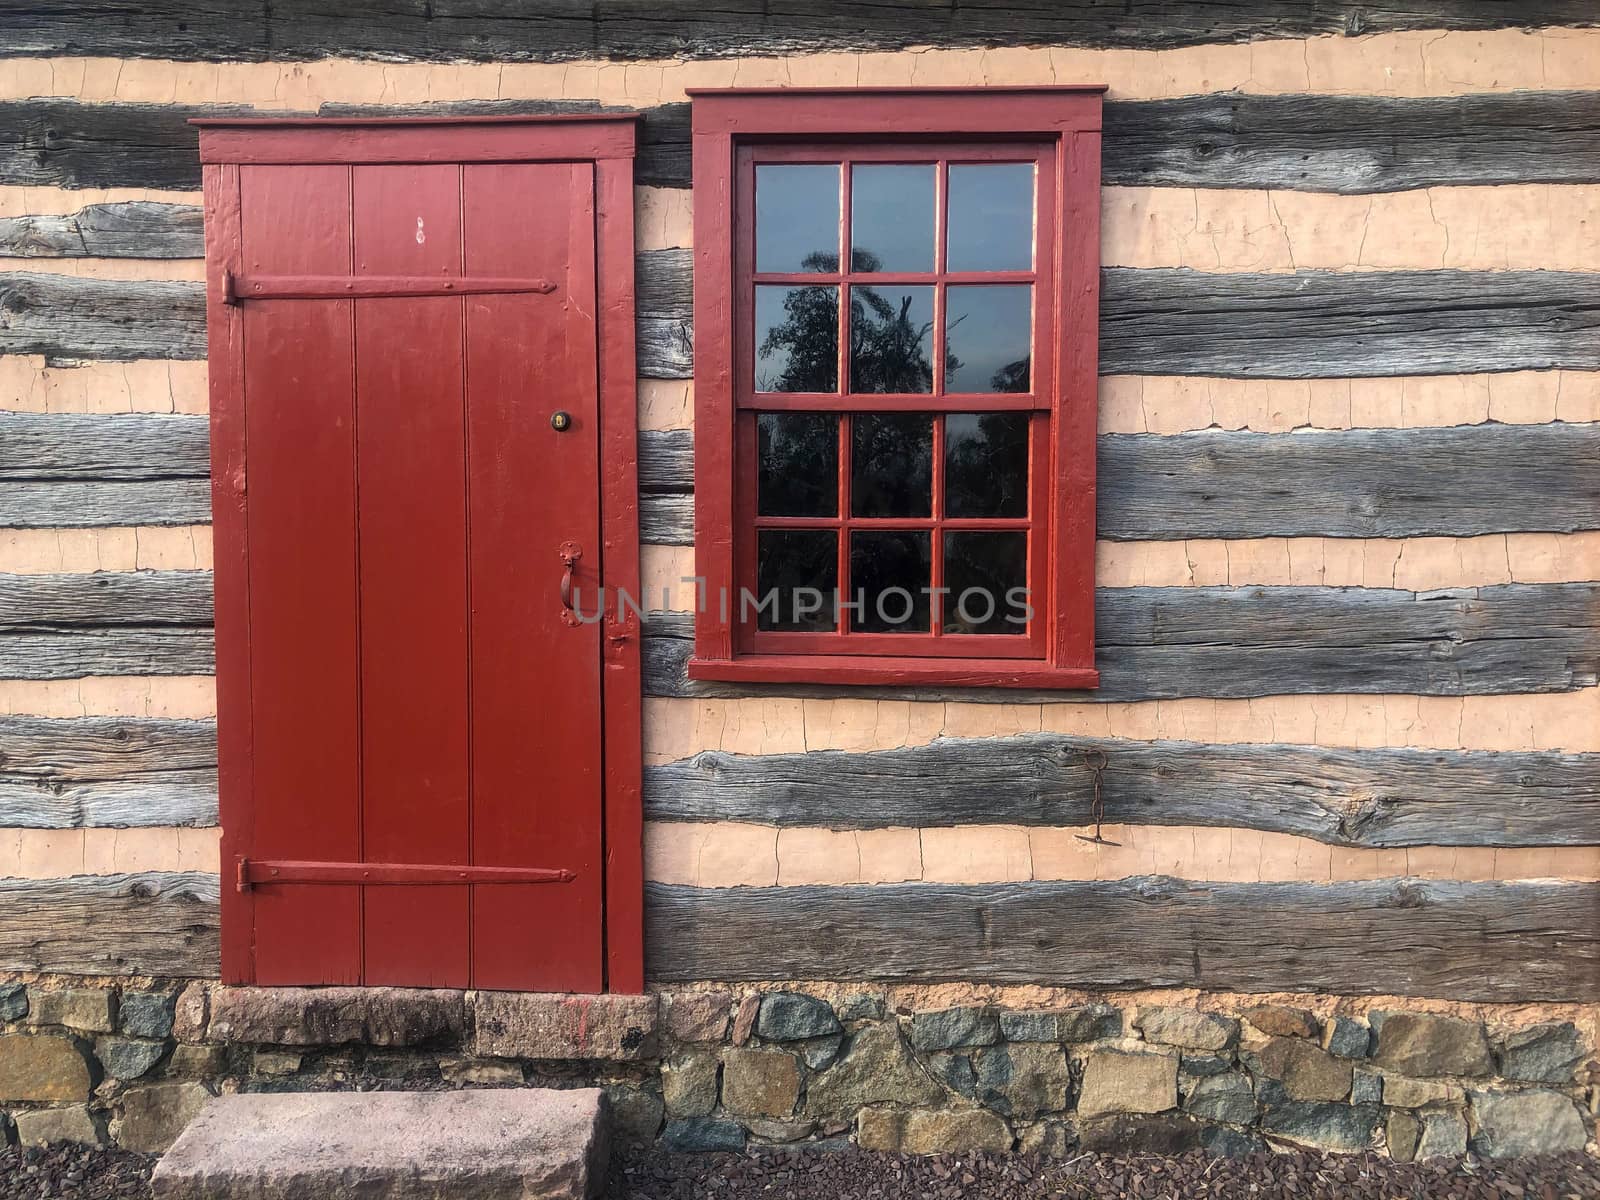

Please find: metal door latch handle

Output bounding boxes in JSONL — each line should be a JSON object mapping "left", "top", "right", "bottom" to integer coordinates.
{"left": 559, "top": 541, "right": 582, "bottom": 626}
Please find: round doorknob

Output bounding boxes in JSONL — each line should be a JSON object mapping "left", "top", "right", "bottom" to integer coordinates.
{"left": 550, "top": 411, "right": 573, "bottom": 432}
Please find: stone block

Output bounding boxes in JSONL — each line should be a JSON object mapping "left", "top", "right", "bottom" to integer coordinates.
{"left": 1386, "top": 1110, "right": 1421, "bottom": 1163}
{"left": 166, "top": 1044, "right": 226, "bottom": 1077}
{"left": 662, "top": 1117, "right": 745, "bottom": 1153}
{"left": 1077, "top": 1114, "right": 1204, "bottom": 1155}
{"left": 975, "top": 1044, "right": 1070, "bottom": 1119}
{"left": 606, "top": 1086, "right": 663, "bottom": 1147}
{"left": 151, "top": 1089, "right": 607, "bottom": 1199}
{"left": 1321, "top": 1016, "right": 1371, "bottom": 1059}
{"left": 98, "top": 1037, "right": 167, "bottom": 1080}
{"left": 212, "top": 987, "right": 468, "bottom": 1050}
{"left": 472, "top": 992, "right": 655, "bottom": 1061}
{"left": 860, "top": 1108, "right": 1012, "bottom": 1154}
{"left": 799, "top": 1035, "right": 842, "bottom": 1070}
{"left": 1000, "top": 1005, "right": 1120, "bottom": 1044}
{"left": 250, "top": 1050, "right": 303, "bottom": 1076}
{"left": 660, "top": 991, "right": 732, "bottom": 1044}
{"left": 15, "top": 1104, "right": 102, "bottom": 1147}
{"left": 172, "top": 984, "right": 209, "bottom": 1043}
{"left": 438, "top": 1058, "right": 522, "bottom": 1086}
{"left": 0, "top": 1035, "right": 93, "bottom": 1102}
{"left": 1180, "top": 1054, "right": 1232, "bottom": 1078}
{"left": 1243, "top": 1006, "right": 1318, "bottom": 1040}
{"left": 0, "top": 982, "right": 27, "bottom": 1022}
{"left": 832, "top": 993, "right": 885, "bottom": 1023}
{"left": 910, "top": 1006, "right": 999, "bottom": 1052}
{"left": 1182, "top": 1073, "right": 1256, "bottom": 1125}
{"left": 1247, "top": 1038, "right": 1352, "bottom": 1102}
{"left": 1260, "top": 1102, "right": 1379, "bottom": 1153}
{"left": 743, "top": 1116, "right": 817, "bottom": 1143}
{"left": 27, "top": 988, "right": 114, "bottom": 1034}
{"left": 1496, "top": 1022, "right": 1584, "bottom": 1084}
{"left": 731, "top": 995, "right": 760, "bottom": 1046}
{"left": 1134, "top": 1008, "right": 1238, "bottom": 1052}
{"left": 1077, "top": 1049, "right": 1178, "bottom": 1118}
{"left": 756, "top": 993, "right": 839, "bottom": 1042}
{"left": 662, "top": 1056, "right": 719, "bottom": 1118}
{"left": 1018, "top": 1119, "right": 1071, "bottom": 1157}
{"left": 805, "top": 1023, "right": 944, "bottom": 1118}
{"left": 119, "top": 992, "right": 177, "bottom": 1040}
{"left": 1201, "top": 1126, "right": 1265, "bottom": 1158}
{"left": 1381, "top": 1073, "right": 1463, "bottom": 1108}
{"left": 1374, "top": 1013, "right": 1492, "bottom": 1078}
{"left": 1415, "top": 1109, "right": 1468, "bottom": 1159}
{"left": 1468, "top": 1090, "right": 1589, "bottom": 1157}
{"left": 928, "top": 1052, "right": 977, "bottom": 1097}
{"left": 119, "top": 1081, "right": 213, "bottom": 1153}
{"left": 721, "top": 1048, "right": 799, "bottom": 1118}
{"left": 1350, "top": 1068, "right": 1382, "bottom": 1104}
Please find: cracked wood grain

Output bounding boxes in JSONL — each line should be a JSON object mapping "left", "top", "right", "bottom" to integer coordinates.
{"left": 644, "top": 735, "right": 1600, "bottom": 847}
{"left": 644, "top": 877, "right": 1600, "bottom": 1001}
{"left": 0, "top": 870, "right": 220, "bottom": 976}
{"left": 640, "top": 583, "right": 1600, "bottom": 702}
{"left": 0, "top": 715, "right": 217, "bottom": 827}
{"left": 4, "top": 2, "right": 1594, "bottom": 61}
{"left": 0, "top": 202, "right": 203, "bottom": 259}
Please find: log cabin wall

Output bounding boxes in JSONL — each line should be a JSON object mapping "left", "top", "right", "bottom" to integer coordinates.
{"left": 0, "top": 8, "right": 1598, "bottom": 1012}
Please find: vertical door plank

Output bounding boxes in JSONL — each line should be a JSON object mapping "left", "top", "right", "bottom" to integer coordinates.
{"left": 353, "top": 163, "right": 471, "bottom": 988}
{"left": 464, "top": 162, "right": 604, "bottom": 991}
{"left": 238, "top": 163, "right": 362, "bottom": 984}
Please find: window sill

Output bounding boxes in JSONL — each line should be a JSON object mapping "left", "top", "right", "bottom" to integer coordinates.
{"left": 687, "top": 654, "right": 1099, "bottom": 690}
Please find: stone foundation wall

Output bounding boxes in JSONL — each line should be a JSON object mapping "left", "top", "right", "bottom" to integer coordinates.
{"left": 0, "top": 977, "right": 1593, "bottom": 1162}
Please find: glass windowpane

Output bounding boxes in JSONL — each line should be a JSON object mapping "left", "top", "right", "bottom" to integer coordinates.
{"left": 850, "top": 531, "right": 931, "bottom": 634}
{"left": 850, "top": 164, "right": 935, "bottom": 273}
{"left": 758, "top": 413, "right": 838, "bottom": 517}
{"left": 755, "top": 164, "right": 840, "bottom": 273}
{"left": 756, "top": 530, "right": 838, "bottom": 631}
{"left": 849, "top": 284, "right": 934, "bottom": 394}
{"left": 851, "top": 413, "right": 932, "bottom": 518}
{"left": 756, "top": 285, "right": 838, "bottom": 393}
{"left": 945, "top": 413, "right": 1029, "bottom": 519}
{"left": 947, "top": 163, "right": 1035, "bottom": 272}
{"left": 943, "top": 531, "right": 1028, "bottom": 635}
{"left": 945, "top": 285, "right": 1032, "bottom": 394}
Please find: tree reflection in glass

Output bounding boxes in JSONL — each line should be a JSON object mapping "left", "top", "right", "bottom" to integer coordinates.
{"left": 755, "top": 273, "right": 839, "bottom": 393}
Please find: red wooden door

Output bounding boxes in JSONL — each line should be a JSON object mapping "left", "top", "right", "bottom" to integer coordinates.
{"left": 202, "top": 121, "right": 637, "bottom": 992}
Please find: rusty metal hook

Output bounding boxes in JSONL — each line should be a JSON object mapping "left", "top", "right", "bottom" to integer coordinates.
{"left": 559, "top": 541, "right": 582, "bottom": 627}
{"left": 1075, "top": 747, "right": 1120, "bottom": 847}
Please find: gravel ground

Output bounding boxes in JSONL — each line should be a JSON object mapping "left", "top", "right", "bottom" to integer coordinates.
{"left": 0, "top": 1145, "right": 153, "bottom": 1200}
{"left": 607, "top": 1146, "right": 1600, "bottom": 1200}
{"left": 3, "top": 1140, "right": 1598, "bottom": 1199}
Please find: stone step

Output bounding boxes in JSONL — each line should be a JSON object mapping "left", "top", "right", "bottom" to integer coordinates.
{"left": 151, "top": 1088, "right": 608, "bottom": 1200}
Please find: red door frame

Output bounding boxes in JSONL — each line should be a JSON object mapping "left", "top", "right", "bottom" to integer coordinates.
{"left": 196, "top": 116, "right": 646, "bottom": 993}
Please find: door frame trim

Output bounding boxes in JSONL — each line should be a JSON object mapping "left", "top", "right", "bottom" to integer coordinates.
{"left": 197, "top": 115, "right": 646, "bottom": 993}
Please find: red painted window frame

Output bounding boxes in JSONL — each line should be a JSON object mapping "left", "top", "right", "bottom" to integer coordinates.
{"left": 688, "top": 88, "right": 1105, "bottom": 690}
{"left": 194, "top": 116, "right": 646, "bottom": 992}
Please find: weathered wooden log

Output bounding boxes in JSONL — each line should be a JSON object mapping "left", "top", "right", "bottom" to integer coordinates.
{"left": 639, "top": 582, "right": 1600, "bottom": 702}
{"left": 0, "top": 272, "right": 206, "bottom": 362}
{"left": 0, "top": 412, "right": 210, "bottom": 481}
{"left": 0, "top": 716, "right": 217, "bottom": 828}
{"left": 0, "top": 571, "right": 212, "bottom": 629}
{"left": 0, "top": 871, "right": 220, "bottom": 977}
{"left": 638, "top": 422, "right": 1600, "bottom": 540}
{"left": 634, "top": 251, "right": 1600, "bottom": 378}
{"left": 640, "top": 494, "right": 694, "bottom": 546}
{"left": 646, "top": 735, "right": 1600, "bottom": 847}
{"left": 644, "top": 877, "right": 1600, "bottom": 1001}
{"left": 5, "top": 2, "right": 1592, "bottom": 62}
{"left": 0, "top": 480, "right": 213, "bottom": 529}
{"left": 9, "top": 251, "right": 1600, "bottom": 376}
{"left": 5, "top": 92, "right": 1598, "bottom": 195}
{"left": 0, "top": 202, "right": 204, "bottom": 259}
{"left": 0, "top": 629, "right": 216, "bottom": 679}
